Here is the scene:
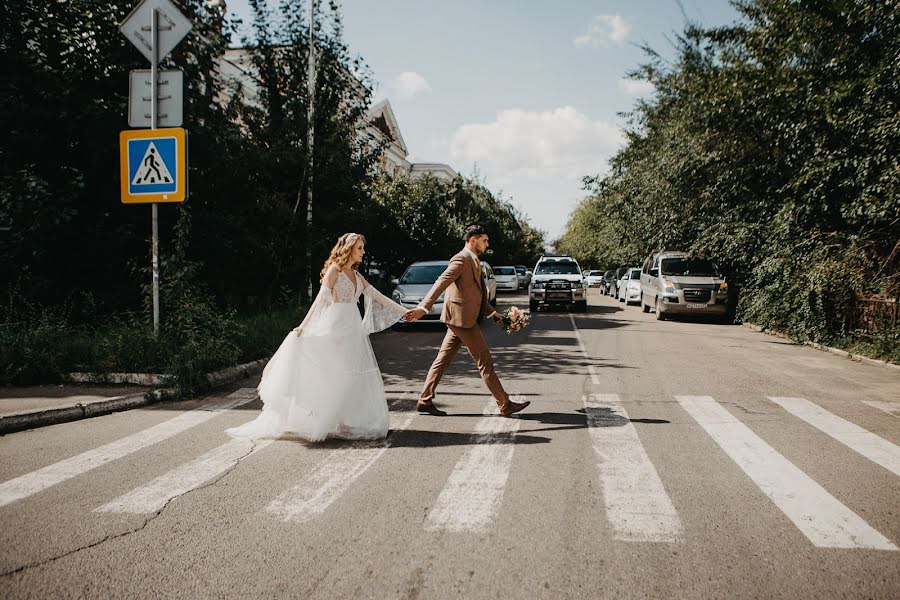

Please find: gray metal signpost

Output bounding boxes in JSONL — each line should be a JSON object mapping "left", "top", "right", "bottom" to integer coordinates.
{"left": 120, "top": 0, "right": 191, "bottom": 335}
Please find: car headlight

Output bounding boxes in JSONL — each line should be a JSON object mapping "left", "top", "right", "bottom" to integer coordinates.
{"left": 573, "top": 281, "right": 584, "bottom": 289}
{"left": 392, "top": 290, "right": 404, "bottom": 301}
{"left": 719, "top": 281, "right": 728, "bottom": 293}
{"left": 531, "top": 282, "right": 544, "bottom": 290}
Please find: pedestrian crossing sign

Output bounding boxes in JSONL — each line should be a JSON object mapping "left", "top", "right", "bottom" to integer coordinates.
{"left": 119, "top": 127, "right": 187, "bottom": 203}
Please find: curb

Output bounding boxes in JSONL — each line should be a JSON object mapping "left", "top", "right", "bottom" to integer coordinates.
{"left": 0, "top": 358, "right": 269, "bottom": 436}
{"left": 742, "top": 323, "right": 899, "bottom": 371}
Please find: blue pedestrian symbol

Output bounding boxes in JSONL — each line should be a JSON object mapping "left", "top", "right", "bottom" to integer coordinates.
{"left": 127, "top": 137, "right": 178, "bottom": 195}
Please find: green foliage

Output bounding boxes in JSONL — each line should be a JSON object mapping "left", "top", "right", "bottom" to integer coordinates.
{"left": 366, "top": 173, "right": 546, "bottom": 277}
{"left": 0, "top": 0, "right": 546, "bottom": 386}
{"left": 559, "top": 0, "right": 898, "bottom": 351}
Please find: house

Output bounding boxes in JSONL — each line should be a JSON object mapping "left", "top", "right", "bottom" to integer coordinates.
{"left": 217, "top": 48, "right": 458, "bottom": 180}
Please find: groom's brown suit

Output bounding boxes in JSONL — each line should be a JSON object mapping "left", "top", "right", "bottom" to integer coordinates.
{"left": 417, "top": 250, "right": 511, "bottom": 409}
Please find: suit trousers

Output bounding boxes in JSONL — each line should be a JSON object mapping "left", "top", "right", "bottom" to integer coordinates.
{"left": 420, "top": 323, "right": 510, "bottom": 408}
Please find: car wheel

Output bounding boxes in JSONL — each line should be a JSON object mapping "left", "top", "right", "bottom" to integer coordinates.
{"left": 642, "top": 294, "right": 650, "bottom": 313}
{"left": 655, "top": 297, "right": 666, "bottom": 320}
{"left": 529, "top": 300, "right": 538, "bottom": 312}
{"left": 576, "top": 300, "right": 588, "bottom": 312}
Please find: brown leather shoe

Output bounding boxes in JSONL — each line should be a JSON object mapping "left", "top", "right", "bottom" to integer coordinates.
{"left": 416, "top": 401, "right": 448, "bottom": 416}
{"left": 498, "top": 399, "right": 530, "bottom": 417}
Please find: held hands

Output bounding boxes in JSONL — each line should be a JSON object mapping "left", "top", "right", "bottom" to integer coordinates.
{"left": 403, "top": 308, "right": 426, "bottom": 322}
{"left": 491, "top": 312, "right": 503, "bottom": 326}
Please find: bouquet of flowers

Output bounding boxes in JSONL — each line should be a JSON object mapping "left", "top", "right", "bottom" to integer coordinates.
{"left": 500, "top": 306, "right": 530, "bottom": 334}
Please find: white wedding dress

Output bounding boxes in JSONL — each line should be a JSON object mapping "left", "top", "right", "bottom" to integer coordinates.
{"left": 226, "top": 268, "right": 407, "bottom": 441}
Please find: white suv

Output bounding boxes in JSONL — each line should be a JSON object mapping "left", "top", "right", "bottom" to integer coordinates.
{"left": 528, "top": 256, "right": 587, "bottom": 312}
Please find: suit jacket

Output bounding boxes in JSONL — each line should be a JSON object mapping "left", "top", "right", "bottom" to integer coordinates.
{"left": 420, "top": 250, "right": 495, "bottom": 328}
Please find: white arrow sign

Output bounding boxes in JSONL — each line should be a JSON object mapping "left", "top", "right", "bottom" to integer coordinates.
{"left": 120, "top": 0, "right": 192, "bottom": 64}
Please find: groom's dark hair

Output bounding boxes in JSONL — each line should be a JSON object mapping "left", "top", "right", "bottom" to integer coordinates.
{"left": 463, "top": 224, "right": 488, "bottom": 241}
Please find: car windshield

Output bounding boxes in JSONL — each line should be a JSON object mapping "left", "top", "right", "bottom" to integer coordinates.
{"left": 515, "top": 267, "right": 525, "bottom": 275}
{"left": 628, "top": 269, "right": 641, "bottom": 278}
{"left": 400, "top": 264, "right": 447, "bottom": 284}
{"left": 536, "top": 262, "right": 580, "bottom": 275}
{"left": 661, "top": 258, "right": 719, "bottom": 277}
{"left": 588, "top": 270, "right": 602, "bottom": 276}
{"left": 495, "top": 267, "right": 516, "bottom": 275}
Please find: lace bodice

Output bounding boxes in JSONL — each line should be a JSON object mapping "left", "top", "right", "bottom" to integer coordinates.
{"left": 294, "top": 266, "right": 407, "bottom": 336}
{"left": 331, "top": 270, "right": 362, "bottom": 303}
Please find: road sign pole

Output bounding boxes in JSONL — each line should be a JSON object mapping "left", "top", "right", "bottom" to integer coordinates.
{"left": 150, "top": 7, "right": 160, "bottom": 336}
{"left": 305, "top": 0, "right": 317, "bottom": 300}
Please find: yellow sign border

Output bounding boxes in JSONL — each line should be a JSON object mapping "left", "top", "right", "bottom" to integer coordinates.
{"left": 119, "top": 127, "right": 187, "bottom": 204}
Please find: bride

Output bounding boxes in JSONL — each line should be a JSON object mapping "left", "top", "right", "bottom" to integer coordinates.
{"left": 226, "top": 233, "right": 410, "bottom": 441}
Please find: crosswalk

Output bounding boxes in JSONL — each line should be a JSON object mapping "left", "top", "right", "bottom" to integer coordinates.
{"left": 1, "top": 388, "right": 898, "bottom": 551}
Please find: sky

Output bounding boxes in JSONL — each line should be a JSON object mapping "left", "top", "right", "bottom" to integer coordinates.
{"left": 225, "top": 0, "right": 742, "bottom": 241}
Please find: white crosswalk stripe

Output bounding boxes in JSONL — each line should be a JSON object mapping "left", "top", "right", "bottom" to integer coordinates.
{"left": 0, "top": 389, "right": 258, "bottom": 508}
{"left": 677, "top": 395, "right": 896, "bottom": 550}
{"left": 861, "top": 400, "right": 900, "bottom": 419}
{"left": 768, "top": 397, "right": 900, "bottom": 478}
{"left": 425, "top": 401, "right": 520, "bottom": 532}
{"left": 265, "top": 412, "right": 414, "bottom": 523}
{"left": 95, "top": 437, "right": 275, "bottom": 514}
{"left": 5, "top": 385, "right": 899, "bottom": 552}
{"left": 584, "top": 393, "right": 682, "bottom": 543}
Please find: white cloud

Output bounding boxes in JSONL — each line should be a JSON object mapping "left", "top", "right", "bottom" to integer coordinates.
{"left": 448, "top": 107, "right": 625, "bottom": 238}
{"left": 574, "top": 14, "right": 631, "bottom": 48}
{"left": 450, "top": 106, "right": 624, "bottom": 180}
{"left": 617, "top": 78, "right": 655, "bottom": 95}
{"left": 384, "top": 71, "right": 432, "bottom": 100}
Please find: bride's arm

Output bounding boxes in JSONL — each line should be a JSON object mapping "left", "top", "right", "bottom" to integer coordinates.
{"left": 359, "top": 273, "right": 408, "bottom": 333}
{"left": 294, "top": 267, "right": 340, "bottom": 336}
{"left": 359, "top": 274, "right": 407, "bottom": 316}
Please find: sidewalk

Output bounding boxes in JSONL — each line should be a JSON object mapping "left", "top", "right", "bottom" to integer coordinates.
{"left": 0, "top": 384, "right": 157, "bottom": 435}
{"left": 0, "top": 359, "right": 268, "bottom": 435}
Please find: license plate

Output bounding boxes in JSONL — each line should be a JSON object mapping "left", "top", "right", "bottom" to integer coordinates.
{"left": 687, "top": 303, "right": 707, "bottom": 309}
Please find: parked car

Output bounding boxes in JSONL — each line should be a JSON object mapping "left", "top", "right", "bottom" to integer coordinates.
{"left": 584, "top": 270, "right": 605, "bottom": 288}
{"left": 610, "top": 266, "right": 629, "bottom": 299}
{"left": 617, "top": 268, "right": 642, "bottom": 305}
{"left": 391, "top": 261, "right": 449, "bottom": 323}
{"left": 480, "top": 261, "right": 498, "bottom": 305}
{"left": 601, "top": 270, "right": 615, "bottom": 295}
{"left": 493, "top": 265, "right": 520, "bottom": 292}
{"left": 515, "top": 265, "right": 531, "bottom": 289}
{"left": 528, "top": 255, "right": 587, "bottom": 312}
{"left": 639, "top": 251, "right": 729, "bottom": 320}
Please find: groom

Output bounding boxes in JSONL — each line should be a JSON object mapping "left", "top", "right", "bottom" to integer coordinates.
{"left": 405, "top": 224, "right": 530, "bottom": 417}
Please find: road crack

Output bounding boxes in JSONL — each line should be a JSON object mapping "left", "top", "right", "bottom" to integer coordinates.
{"left": 0, "top": 439, "right": 259, "bottom": 579}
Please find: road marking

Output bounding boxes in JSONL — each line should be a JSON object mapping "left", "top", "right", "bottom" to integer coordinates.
{"left": 677, "top": 395, "right": 896, "bottom": 550}
{"left": 568, "top": 313, "right": 601, "bottom": 384}
{"left": 95, "top": 437, "right": 275, "bottom": 514}
{"left": 584, "top": 393, "right": 682, "bottom": 543}
{"left": 861, "top": 400, "right": 900, "bottom": 419}
{"left": 0, "top": 389, "right": 258, "bottom": 509}
{"left": 266, "top": 412, "right": 414, "bottom": 523}
{"left": 425, "top": 401, "right": 520, "bottom": 532}
{"left": 769, "top": 397, "right": 900, "bottom": 478}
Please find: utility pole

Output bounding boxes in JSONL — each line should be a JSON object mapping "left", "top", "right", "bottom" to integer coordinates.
{"left": 305, "top": 0, "right": 318, "bottom": 299}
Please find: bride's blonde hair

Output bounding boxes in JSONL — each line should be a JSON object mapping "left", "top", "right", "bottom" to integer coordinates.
{"left": 320, "top": 233, "right": 366, "bottom": 282}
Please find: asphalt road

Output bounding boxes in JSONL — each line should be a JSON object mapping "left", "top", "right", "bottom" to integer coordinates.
{"left": 1, "top": 289, "right": 898, "bottom": 599}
